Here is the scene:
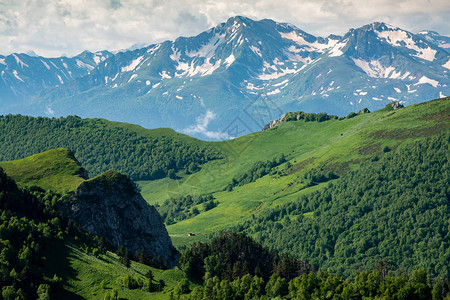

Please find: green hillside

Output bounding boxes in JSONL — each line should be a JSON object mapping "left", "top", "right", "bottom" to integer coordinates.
{"left": 45, "top": 241, "right": 185, "bottom": 300}
{"left": 235, "top": 131, "right": 449, "bottom": 277}
{"left": 0, "top": 115, "right": 222, "bottom": 181}
{"left": 1, "top": 166, "right": 445, "bottom": 299}
{"left": 0, "top": 97, "right": 448, "bottom": 298}
{"left": 0, "top": 165, "right": 186, "bottom": 299}
{"left": 0, "top": 148, "right": 87, "bottom": 194}
{"left": 137, "top": 98, "right": 449, "bottom": 247}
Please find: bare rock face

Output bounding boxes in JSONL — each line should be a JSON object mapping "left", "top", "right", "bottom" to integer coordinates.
{"left": 358, "top": 108, "right": 371, "bottom": 114}
{"left": 60, "top": 170, "right": 178, "bottom": 268}
{"left": 389, "top": 101, "right": 404, "bottom": 110}
{"left": 262, "top": 119, "right": 281, "bottom": 131}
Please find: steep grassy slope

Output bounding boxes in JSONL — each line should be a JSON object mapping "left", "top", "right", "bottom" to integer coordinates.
{"left": 0, "top": 115, "right": 222, "bottom": 181}
{"left": 0, "top": 148, "right": 87, "bottom": 194}
{"left": 0, "top": 162, "right": 185, "bottom": 299}
{"left": 137, "top": 98, "right": 450, "bottom": 247}
{"left": 45, "top": 241, "right": 184, "bottom": 300}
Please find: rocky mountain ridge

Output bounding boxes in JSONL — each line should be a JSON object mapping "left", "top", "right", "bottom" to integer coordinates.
{"left": 1, "top": 17, "right": 449, "bottom": 139}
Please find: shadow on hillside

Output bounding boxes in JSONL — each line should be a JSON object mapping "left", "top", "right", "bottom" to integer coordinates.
{"left": 44, "top": 239, "right": 83, "bottom": 300}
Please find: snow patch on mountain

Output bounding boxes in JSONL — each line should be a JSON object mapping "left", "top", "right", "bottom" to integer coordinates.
{"left": 280, "top": 31, "right": 337, "bottom": 53}
{"left": 267, "top": 88, "right": 281, "bottom": 95}
{"left": 258, "top": 66, "right": 297, "bottom": 80}
{"left": 375, "top": 27, "right": 436, "bottom": 61}
{"left": 169, "top": 36, "right": 228, "bottom": 77}
{"left": 76, "top": 59, "right": 94, "bottom": 70}
{"left": 181, "top": 58, "right": 222, "bottom": 77}
{"left": 224, "top": 54, "right": 235, "bottom": 67}
{"left": 273, "top": 79, "right": 289, "bottom": 87}
{"left": 122, "top": 56, "right": 144, "bottom": 72}
{"left": 160, "top": 70, "right": 172, "bottom": 79}
{"left": 328, "top": 40, "right": 348, "bottom": 57}
{"left": 250, "top": 45, "right": 262, "bottom": 57}
{"left": 128, "top": 74, "right": 138, "bottom": 82}
{"left": 246, "top": 82, "right": 263, "bottom": 90}
{"left": 284, "top": 50, "right": 312, "bottom": 64}
{"left": 93, "top": 53, "right": 106, "bottom": 65}
{"left": 414, "top": 76, "right": 439, "bottom": 87}
{"left": 443, "top": 60, "right": 450, "bottom": 70}
{"left": 12, "top": 70, "right": 24, "bottom": 82}
{"left": 351, "top": 58, "right": 401, "bottom": 79}
{"left": 40, "top": 60, "right": 50, "bottom": 70}
{"left": 187, "top": 33, "right": 225, "bottom": 58}
{"left": 13, "top": 54, "right": 29, "bottom": 68}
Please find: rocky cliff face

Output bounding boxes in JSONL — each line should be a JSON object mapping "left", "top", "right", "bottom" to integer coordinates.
{"left": 60, "top": 170, "right": 178, "bottom": 267}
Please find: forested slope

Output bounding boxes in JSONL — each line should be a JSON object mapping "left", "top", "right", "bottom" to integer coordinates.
{"left": 0, "top": 115, "right": 222, "bottom": 180}
{"left": 175, "top": 233, "right": 450, "bottom": 299}
{"left": 234, "top": 131, "right": 450, "bottom": 277}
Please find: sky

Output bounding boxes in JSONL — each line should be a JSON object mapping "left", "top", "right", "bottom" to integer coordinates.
{"left": 0, "top": 0, "right": 449, "bottom": 57}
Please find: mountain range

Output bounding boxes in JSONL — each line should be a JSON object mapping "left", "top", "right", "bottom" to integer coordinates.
{"left": 1, "top": 16, "right": 449, "bottom": 139}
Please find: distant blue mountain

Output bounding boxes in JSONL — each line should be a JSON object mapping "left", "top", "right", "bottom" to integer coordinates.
{"left": 1, "top": 17, "right": 449, "bottom": 139}
{"left": 0, "top": 50, "right": 112, "bottom": 111}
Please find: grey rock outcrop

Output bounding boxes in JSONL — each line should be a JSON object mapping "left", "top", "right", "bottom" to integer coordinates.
{"left": 358, "top": 108, "right": 371, "bottom": 114}
{"left": 389, "top": 101, "right": 404, "bottom": 110}
{"left": 60, "top": 170, "right": 178, "bottom": 267}
{"left": 262, "top": 111, "right": 339, "bottom": 131}
{"left": 262, "top": 117, "right": 283, "bottom": 131}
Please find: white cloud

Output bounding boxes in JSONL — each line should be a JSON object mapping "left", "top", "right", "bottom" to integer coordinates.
{"left": 0, "top": 0, "right": 449, "bottom": 57}
{"left": 184, "top": 110, "right": 233, "bottom": 140}
{"left": 45, "top": 106, "right": 55, "bottom": 115}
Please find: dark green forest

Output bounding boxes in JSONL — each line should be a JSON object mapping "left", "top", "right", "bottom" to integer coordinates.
{"left": 175, "top": 233, "right": 449, "bottom": 299}
{"left": 232, "top": 131, "right": 449, "bottom": 278}
{"left": 0, "top": 115, "right": 222, "bottom": 181}
{"left": 155, "top": 194, "right": 217, "bottom": 225}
